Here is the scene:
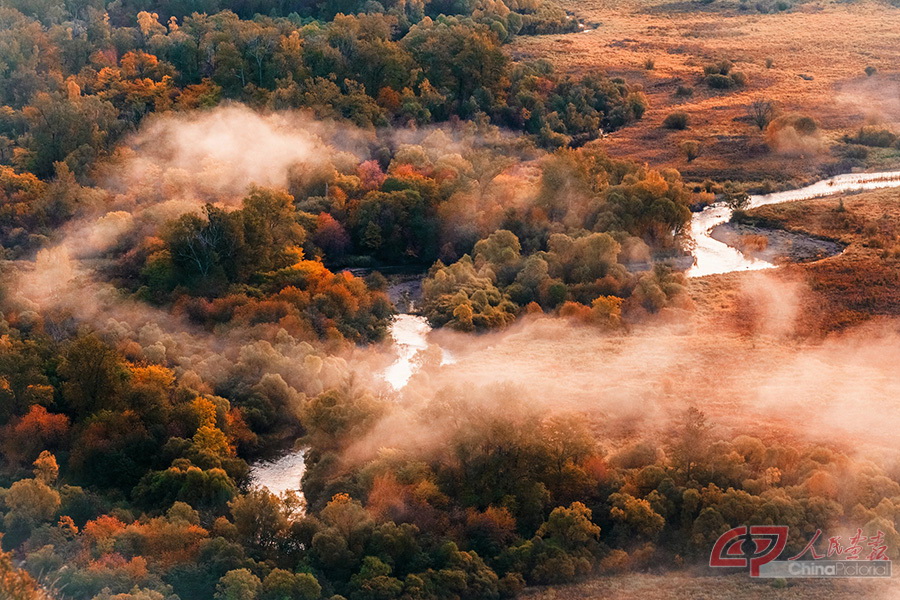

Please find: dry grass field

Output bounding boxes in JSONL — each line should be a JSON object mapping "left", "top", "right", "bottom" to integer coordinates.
{"left": 499, "top": 10, "right": 900, "bottom": 596}
{"left": 512, "top": 0, "right": 900, "bottom": 184}
{"left": 691, "top": 186, "right": 900, "bottom": 332}
{"left": 418, "top": 187, "right": 900, "bottom": 464}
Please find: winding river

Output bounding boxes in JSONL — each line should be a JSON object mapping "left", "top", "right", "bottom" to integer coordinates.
{"left": 688, "top": 170, "right": 900, "bottom": 277}
{"left": 248, "top": 314, "right": 454, "bottom": 497}
{"left": 250, "top": 170, "right": 900, "bottom": 496}
{"left": 383, "top": 313, "right": 455, "bottom": 390}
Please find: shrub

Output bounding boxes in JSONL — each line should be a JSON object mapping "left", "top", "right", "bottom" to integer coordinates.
{"left": 702, "top": 60, "right": 746, "bottom": 89}
{"left": 840, "top": 145, "right": 869, "bottom": 160}
{"left": 663, "top": 111, "right": 689, "bottom": 130}
{"left": 643, "top": 57, "right": 656, "bottom": 70}
{"left": 766, "top": 114, "right": 823, "bottom": 156}
{"left": 680, "top": 140, "right": 702, "bottom": 162}
{"left": 703, "top": 60, "right": 733, "bottom": 76}
{"left": 791, "top": 115, "right": 818, "bottom": 135}
{"left": 865, "top": 66, "right": 878, "bottom": 77}
{"left": 846, "top": 126, "right": 896, "bottom": 148}
{"left": 730, "top": 71, "right": 748, "bottom": 87}
{"left": 723, "top": 185, "right": 750, "bottom": 210}
{"left": 675, "top": 85, "right": 694, "bottom": 97}
{"left": 705, "top": 74, "right": 735, "bottom": 89}
{"left": 747, "top": 99, "right": 777, "bottom": 131}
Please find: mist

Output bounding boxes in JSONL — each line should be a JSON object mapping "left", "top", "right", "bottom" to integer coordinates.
{"left": 9, "top": 106, "right": 900, "bottom": 468}
{"left": 6, "top": 106, "right": 383, "bottom": 401}
{"left": 342, "top": 272, "right": 900, "bottom": 470}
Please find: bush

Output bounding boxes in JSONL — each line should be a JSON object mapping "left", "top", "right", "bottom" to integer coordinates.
{"left": 846, "top": 126, "right": 897, "bottom": 148}
{"left": 675, "top": 85, "right": 694, "bottom": 98}
{"left": 643, "top": 57, "right": 656, "bottom": 70}
{"left": 841, "top": 145, "right": 869, "bottom": 160}
{"left": 680, "top": 140, "right": 702, "bottom": 162}
{"left": 865, "top": 65, "right": 878, "bottom": 77}
{"left": 663, "top": 112, "right": 690, "bottom": 130}
{"left": 747, "top": 99, "right": 777, "bottom": 131}
{"left": 765, "top": 114, "right": 823, "bottom": 156}
{"left": 703, "top": 60, "right": 733, "bottom": 76}
{"left": 705, "top": 74, "right": 736, "bottom": 89}
{"left": 730, "top": 71, "right": 748, "bottom": 87}
{"left": 702, "top": 60, "right": 746, "bottom": 89}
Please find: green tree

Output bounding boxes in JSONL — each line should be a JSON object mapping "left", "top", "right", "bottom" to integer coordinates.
{"left": 216, "top": 569, "right": 261, "bottom": 600}
{"left": 262, "top": 569, "right": 321, "bottom": 600}
{"left": 4, "top": 478, "right": 61, "bottom": 526}
{"left": 229, "top": 489, "right": 291, "bottom": 557}
{"left": 537, "top": 502, "right": 601, "bottom": 553}
{"left": 59, "top": 335, "right": 128, "bottom": 417}
{"left": 20, "top": 92, "right": 120, "bottom": 178}
{"left": 668, "top": 407, "right": 711, "bottom": 482}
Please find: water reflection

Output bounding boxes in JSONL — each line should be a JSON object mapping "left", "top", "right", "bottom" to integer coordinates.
{"left": 688, "top": 171, "right": 900, "bottom": 277}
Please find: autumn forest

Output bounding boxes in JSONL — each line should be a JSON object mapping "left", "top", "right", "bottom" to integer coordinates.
{"left": 1, "top": 0, "right": 900, "bottom": 599}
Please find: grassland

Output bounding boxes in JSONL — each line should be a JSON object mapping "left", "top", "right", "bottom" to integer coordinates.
{"left": 512, "top": 0, "right": 900, "bottom": 185}
{"left": 691, "top": 187, "right": 900, "bottom": 332}
{"left": 504, "top": 6, "right": 900, "bottom": 597}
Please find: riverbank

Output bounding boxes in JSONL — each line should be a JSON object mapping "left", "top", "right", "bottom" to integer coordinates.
{"left": 688, "top": 185, "right": 900, "bottom": 335}
{"left": 710, "top": 221, "right": 844, "bottom": 265}
{"left": 687, "top": 170, "right": 900, "bottom": 277}
{"left": 741, "top": 187, "right": 900, "bottom": 331}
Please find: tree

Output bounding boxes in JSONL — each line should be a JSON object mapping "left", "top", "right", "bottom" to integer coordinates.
{"left": 163, "top": 205, "right": 241, "bottom": 290}
{"left": 536, "top": 502, "right": 601, "bottom": 553}
{"left": 59, "top": 335, "right": 128, "bottom": 417}
{"left": 723, "top": 188, "right": 750, "bottom": 211}
{"left": 747, "top": 99, "right": 776, "bottom": 131}
{"left": 313, "top": 212, "right": 351, "bottom": 261}
{"left": 4, "top": 478, "right": 61, "bottom": 526}
{"left": 473, "top": 230, "right": 522, "bottom": 267}
{"left": 348, "top": 556, "right": 402, "bottom": 600}
{"left": 238, "top": 187, "right": 305, "bottom": 276}
{"left": 32, "top": 450, "right": 58, "bottom": 484}
{"left": 216, "top": 569, "right": 261, "bottom": 600}
{"left": 20, "top": 92, "right": 120, "bottom": 178}
{"left": 609, "top": 493, "right": 665, "bottom": 539}
{"left": 133, "top": 464, "right": 237, "bottom": 512}
{"left": 680, "top": 140, "right": 701, "bottom": 162}
{"left": 262, "top": 569, "right": 321, "bottom": 600}
{"left": 0, "top": 545, "right": 52, "bottom": 600}
{"left": 403, "top": 20, "right": 507, "bottom": 109}
{"left": 1, "top": 406, "right": 70, "bottom": 466}
{"left": 229, "top": 489, "right": 290, "bottom": 556}
{"left": 465, "top": 506, "right": 518, "bottom": 560}
{"left": 668, "top": 406, "right": 711, "bottom": 481}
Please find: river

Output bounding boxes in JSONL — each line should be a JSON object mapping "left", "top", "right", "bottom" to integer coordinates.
{"left": 248, "top": 303, "right": 454, "bottom": 497}
{"left": 688, "top": 170, "right": 900, "bottom": 277}
{"left": 250, "top": 170, "right": 900, "bottom": 496}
